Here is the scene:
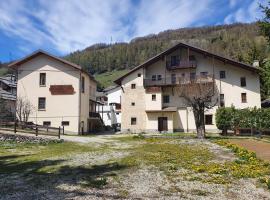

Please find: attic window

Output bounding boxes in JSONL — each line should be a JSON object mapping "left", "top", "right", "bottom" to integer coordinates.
{"left": 137, "top": 73, "right": 141, "bottom": 77}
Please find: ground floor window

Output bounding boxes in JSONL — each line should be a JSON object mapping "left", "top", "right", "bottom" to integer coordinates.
{"left": 205, "top": 115, "right": 213, "bottom": 125}
{"left": 43, "top": 121, "right": 51, "bottom": 126}
{"left": 131, "top": 117, "right": 136, "bottom": 125}
{"left": 62, "top": 121, "right": 70, "bottom": 126}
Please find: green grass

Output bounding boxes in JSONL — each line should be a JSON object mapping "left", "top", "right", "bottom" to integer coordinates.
{"left": 94, "top": 69, "right": 129, "bottom": 88}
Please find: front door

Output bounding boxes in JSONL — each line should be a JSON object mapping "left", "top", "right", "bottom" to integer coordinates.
{"left": 158, "top": 117, "right": 168, "bottom": 132}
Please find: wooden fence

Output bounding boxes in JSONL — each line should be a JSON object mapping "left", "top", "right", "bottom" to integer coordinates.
{"left": 0, "top": 121, "right": 64, "bottom": 139}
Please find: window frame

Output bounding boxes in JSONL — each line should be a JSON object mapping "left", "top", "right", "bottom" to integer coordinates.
{"left": 163, "top": 95, "right": 170, "bottom": 103}
{"left": 220, "top": 71, "right": 226, "bottom": 79}
{"left": 61, "top": 121, "right": 70, "bottom": 126}
{"left": 43, "top": 121, "right": 51, "bottom": 126}
{"left": 131, "top": 117, "right": 137, "bottom": 125}
{"left": 131, "top": 84, "right": 136, "bottom": 89}
{"left": 241, "top": 93, "right": 247, "bottom": 103}
{"left": 152, "top": 94, "right": 156, "bottom": 101}
{"left": 240, "top": 77, "right": 246, "bottom": 87}
{"left": 39, "top": 73, "right": 46, "bottom": 86}
{"left": 205, "top": 114, "right": 213, "bottom": 125}
{"left": 157, "top": 75, "right": 162, "bottom": 81}
{"left": 151, "top": 75, "right": 157, "bottom": 81}
{"left": 38, "top": 97, "right": 46, "bottom": 110}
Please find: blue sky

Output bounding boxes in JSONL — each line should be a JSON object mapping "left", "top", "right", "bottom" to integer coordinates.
{"left": 0, "top": 0, "right": 266, "bottom": 62}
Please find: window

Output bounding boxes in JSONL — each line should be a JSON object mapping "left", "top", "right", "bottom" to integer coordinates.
{"left": 205, "top": 115, "right": 213, "bottom": 125}
{"left": 241, "top": 93, "right": 247, "bottom": 103}
{"left": 137, "top": 73, "right": 141, "bottom": 77}
{"left": 131, "top": 117, "right": 137, "bottom": 125}
{"left": 131, "top": 102, "right": 135, "bottom": 106}
{"left": 157, "top": 75, "right": 162, "bottom": 81}
{"left": 152, "top": 75, "right": 156, "bottom": 81}
{"left": 62, "top": 121, "right": 70, "bottom": 126}
{"left": 38, "top": 97, "right": 46, "bottom": 110}
{"left": 131, "top": 84, "right": 136, "bottom": 89}
{"left": 171, "top": 56, "right": 179, "bottom": 66}
{"left": 171, "top": 74, "right": 176, "bottom": 84}
{"left": 152, "top": 94, "right": 156, "bottom": 101}
{"left": 240, "top": 77, "right": 246, "bottom": 87}
{"left": 81, "top": 76, "right": 85, "bottom": 93}
{"left": 163, "top": 95, "right": 170, "bottom": 103}
{"left": 190, "top": 72, "right": 196, "bottom": 80}
{"left": 220, "top": 94, "right": 225, "bottom": 107}
{"left": 220, "top": 71, "right": 226, "bottom": 79}
{"left": 200, "top": 72, "right": 208, "bottom": 77}
{"left": 39, "top": 73, "right": 46, "bottom": 86}
{"left": 43, "top": 121, "right": 51, "bottom": 126}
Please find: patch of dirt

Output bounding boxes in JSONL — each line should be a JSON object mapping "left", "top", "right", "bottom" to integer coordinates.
{"left": 229, "top": 139, "right": 270, "bottom": 162}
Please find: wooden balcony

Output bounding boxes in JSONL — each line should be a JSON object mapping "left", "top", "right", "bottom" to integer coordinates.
{"left": 144, "top": 75, "right": 214, "bottom": 87}
{"left": 166, "top": 60, "right": 197, "bottom": 70}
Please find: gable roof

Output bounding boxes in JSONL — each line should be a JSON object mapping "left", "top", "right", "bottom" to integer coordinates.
{"left": 114, "top": 42, "right": 259, "bottom": 85}
{"left": 9, "top": 49, "right": 97, "bottom": 82}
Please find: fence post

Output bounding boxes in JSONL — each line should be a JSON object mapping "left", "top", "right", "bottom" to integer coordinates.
{"left": 14, "top": 121, "right": 17, "bottom": 133}
{"left": 62, "top": 126, "right": 64, "bottom": 135}
{"left": 58, "top": 126, "right": 61, "bottom": 139}
{"left": 36, "top": 125, "right": 38, "bottom": 136}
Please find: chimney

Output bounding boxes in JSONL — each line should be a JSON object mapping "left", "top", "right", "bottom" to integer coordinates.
{"left": 253, "top": 60, "right": 259, "bottom": 68}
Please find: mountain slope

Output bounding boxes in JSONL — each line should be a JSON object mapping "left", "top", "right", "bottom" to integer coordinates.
{"left": 65, "top": 22, "right": 269, "bottom": 88}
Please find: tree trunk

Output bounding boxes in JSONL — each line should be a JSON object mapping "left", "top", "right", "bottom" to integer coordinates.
{"left": 193, "top": 108, "right": 206, "bottom": 139}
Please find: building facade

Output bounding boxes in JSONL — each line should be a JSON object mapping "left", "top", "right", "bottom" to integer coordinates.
{"left": 96, "top": 86, "right": 121, "bottom": 127}
{"left": 115, "top": 43, "right": 261, "bottom": 133}
{"left": 9, "top": 50, "right": 97, "bottom": 134}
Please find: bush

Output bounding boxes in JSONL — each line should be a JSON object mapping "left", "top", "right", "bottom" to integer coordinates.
{"left": 215, "top": 107, "right": 270, "bottom": 132}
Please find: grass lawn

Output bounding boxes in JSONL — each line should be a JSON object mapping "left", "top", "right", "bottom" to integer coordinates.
{"left": 0, "top": 135, "right": 270, "bottom": 199}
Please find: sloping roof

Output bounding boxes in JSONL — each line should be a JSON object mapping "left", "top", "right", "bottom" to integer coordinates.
{"left": 114, "top": 42, "right": 259, "bottom": 85}
{"left": 0, "top": 77, "right": 17, "bottom": 88}
{"left": 0, "top": 89, "right": 16, "bottom": 101}
{"left": 9, "top": 49, "right": 97, "bottom": 82}
{"left": 103, "top": 85, "right": 120, "bottom": 93}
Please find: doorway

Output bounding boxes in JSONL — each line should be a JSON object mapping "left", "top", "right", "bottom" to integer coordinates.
{"left": 158, "top": 117, "right": 168, "bottom": 132}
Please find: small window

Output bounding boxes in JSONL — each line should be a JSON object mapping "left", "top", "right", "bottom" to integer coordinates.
{"left": 241, "top": 93, "right": 247, "bottom": 103}
{"left": 220, "top": 94, "right": 225, "bottom": 107}
{"left": 39, "top": 73, "right": 46, "bottom": 86}
{"left": 43, "top": 121, "right": 51, "bottom": 126}
{"left": 62, "top": 121, "right": 70, "bottom": 126}
{"left": 131, "top": 84, "right": 136, "bottom": 89}
{"left": 240, "top": 77, "right": 246, "bottom": 87}
{"left": 131, "top": 117, "right": 136, "bottom": 125}
{"left": 157, "top": 75, "right": 162, "bottom": 81}
{"left": 137, "top": 73, "right": 141, "bottom": 77}
{"left": 200, "top": 72, "right": 208, "bottom": 77}
{"left": 190, "top": 72, "right": 196, "bottom": 80}
{"left": 131, "top": 102, "right": 135, "bottom": 106}
{"left": 152, "top": 94, "right": 156, "bottom": 101}
{"left": 163, "top": 95, "right": 170, "bottom": 103}
{"left": 81, "top": 76, "right": 85, "bottom": 93}
{"left": 220, "top": 71, "right": 226, "bottom": 79}
{"left": 38, "top": 97, "right": 46, "bottom": 110}
{"left": 205, "top": 115, "right": 213, "bottom": 125}
{"left": 152, "top": 75, "right": 156, "bottom": 81}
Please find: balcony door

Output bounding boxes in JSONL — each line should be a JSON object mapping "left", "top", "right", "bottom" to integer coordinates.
{"left": 158, "top": 117, "right": 168, "bottom": 132}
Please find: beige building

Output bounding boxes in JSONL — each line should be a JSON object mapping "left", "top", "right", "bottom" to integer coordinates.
{"left": 9, "top": 50, "right": 98, "bottom": 134}
{"left": 115, "top": 43, "right": 261, "bottom": 133}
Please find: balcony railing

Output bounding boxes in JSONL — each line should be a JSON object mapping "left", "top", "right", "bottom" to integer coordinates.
{"left": 144, "top": 75, "right": 214, "bottom": 87}
{"left": 166, "top": 60, "right": 197, "bottom": 70}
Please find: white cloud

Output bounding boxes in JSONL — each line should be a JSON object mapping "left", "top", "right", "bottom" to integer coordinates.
{"left": 224, "top": 0, "right": 263, "bottom": 24}
{"left": 0, "top": 0, "right": 264, "bottom": 55}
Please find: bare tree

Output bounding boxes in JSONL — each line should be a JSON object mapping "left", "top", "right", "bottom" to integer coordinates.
{"left": 16, "top": 96, "right": 34, "bottom": 124}
{"left": 175, "top": 75, "right": 218, "bottom": 138}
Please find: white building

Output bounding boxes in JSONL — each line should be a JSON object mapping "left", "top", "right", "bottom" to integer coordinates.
{"left": 9, "top": 50, "right": 99, "bottom": 134}
{"left": 96, "top": 86, "right": 121, "bottom": 127}
{"left": 114, "top": 42, "right": 261, "bottom": 133}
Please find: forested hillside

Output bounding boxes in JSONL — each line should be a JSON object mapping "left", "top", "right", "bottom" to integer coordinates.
{"left": 66, "top": 22, "right": 269, "bottom": 79}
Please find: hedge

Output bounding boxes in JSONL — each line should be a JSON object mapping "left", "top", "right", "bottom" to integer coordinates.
{"left": 215, "top": 107, "right": 270, "bottom": 133}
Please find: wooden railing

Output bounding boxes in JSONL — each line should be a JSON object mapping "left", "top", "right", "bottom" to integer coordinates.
{"left": 166, "top": 60, "right": 197, "bottom": 70}
{"left": 144, "top": 74, "right": 214, "bottom": 87}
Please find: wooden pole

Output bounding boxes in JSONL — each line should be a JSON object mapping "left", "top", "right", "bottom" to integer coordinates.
{"left": 14, "top": 121, "right": 17, "bottom": 133}
{"left": 36, "top": 125, "right": 38, "bottom": 136}
{"left": 62, "top": 126, "right": 64, "bottom": 135}
{"left": 58, "top": 126, "right": 61, "bottom": 139}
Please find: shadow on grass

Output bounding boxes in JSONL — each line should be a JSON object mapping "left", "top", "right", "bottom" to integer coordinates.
{"left": 0, "top": 154, "right": 128, "bottom": 199}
